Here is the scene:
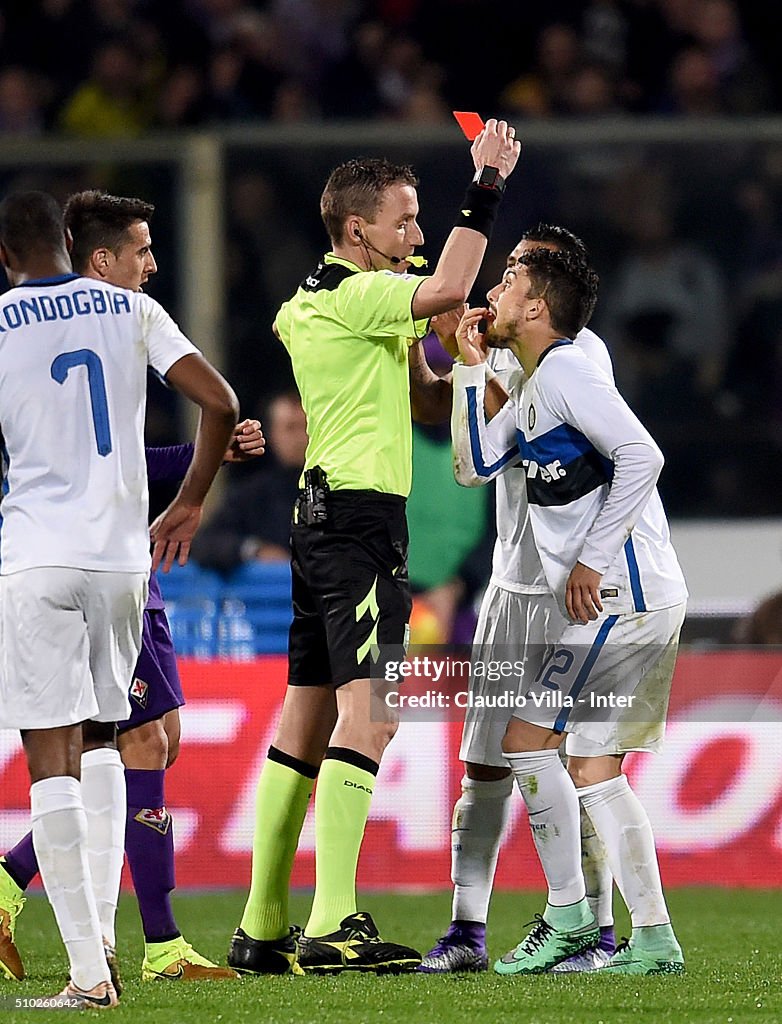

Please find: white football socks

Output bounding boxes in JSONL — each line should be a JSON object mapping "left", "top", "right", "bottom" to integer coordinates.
{"left": 578, "top": 775, "right": 670, "bottom": 928}
{"left": 579, "top": 802, "right": 614, "bottom": 927}
{"left": 505, "top": 749, "right": 585, "bottom": 907}
{"left": 81, "top": 748, "right": 126, "bottom": 948}
{"left": 31, "top": 776, "right": 109, "bottom": 991}
{"left": 451, "top": 774, "right": 513, "bottom": 923}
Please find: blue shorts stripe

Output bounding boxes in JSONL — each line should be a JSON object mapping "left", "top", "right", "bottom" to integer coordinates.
{"left": 466, "top": 385, "right": 518, "bottom": 477}
{"left": 553, "top": 614, "right": 620, "bottom": 732}
{"left": 624, "top": 536, "right": 646, "bottom": 612}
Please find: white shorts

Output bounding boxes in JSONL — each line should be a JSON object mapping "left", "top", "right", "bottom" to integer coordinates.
{"left": 512, "top": 602, "right": 686, "bottom": 756}
{"left": 459, "top": 583, "right": 566, "bottom": 767}
{"left": 0, "top": 567, "right": 147, "bottom": 730}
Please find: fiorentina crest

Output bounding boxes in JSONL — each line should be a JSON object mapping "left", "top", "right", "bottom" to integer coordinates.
{"left": 129, "top": 677, "right": 148, "bottom": 708}
{"left": 134, "top": 807, "right": 172, "bottom": 835}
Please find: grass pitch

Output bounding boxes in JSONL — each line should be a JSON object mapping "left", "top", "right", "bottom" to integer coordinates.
{"left": 1, "top": 888, "right": 779, "bottom": 1023}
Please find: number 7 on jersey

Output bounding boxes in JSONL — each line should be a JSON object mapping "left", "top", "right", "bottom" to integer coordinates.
{"left": 51, "top": 348, "right": 113, "bottom": 456}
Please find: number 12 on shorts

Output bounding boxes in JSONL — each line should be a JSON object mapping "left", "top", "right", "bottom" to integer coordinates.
{"left": 535, "top": 648, "right": 574, "bottom": 691}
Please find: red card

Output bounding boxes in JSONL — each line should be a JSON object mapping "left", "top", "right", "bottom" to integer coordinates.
{"left": 452, "top": 111, "right": 485, "bottom": 141}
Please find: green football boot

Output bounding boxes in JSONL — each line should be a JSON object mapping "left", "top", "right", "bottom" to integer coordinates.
{"left": 143, "top": 936, "right": 239, "bottom": 981}
{"left": 600, "top": 929, "right": 684, "bottom": 976}
{"left": 495, "top": 907, "right": 599, "bottom": 976}
{"left": 0, "top": 859, "right": 26, "bottom": 981}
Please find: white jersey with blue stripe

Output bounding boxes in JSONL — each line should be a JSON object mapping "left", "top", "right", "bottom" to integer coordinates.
{"left": 452, "top": 327, "right": 614, "bottom": 594}
{"left": 517, "top": 339, "right": 687, "bottom": 615}
{"left": 0, "top": 274, "right": 198, "bottom": 575}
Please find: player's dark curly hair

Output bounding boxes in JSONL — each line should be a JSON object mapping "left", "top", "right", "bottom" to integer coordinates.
{"left": 518, "top": 247, "right": 599, "bottom": 338}
{"left": 0, "top": 191, "right": 64, "bottom": 259}
{"left": 522, "top": 222, "right": 589, "bottom": 262}
{"left": 64, "top": 190, "right": 154, "bottom": 273}
{"left": 320, "top": 157, "right": 418, "bottom": 245}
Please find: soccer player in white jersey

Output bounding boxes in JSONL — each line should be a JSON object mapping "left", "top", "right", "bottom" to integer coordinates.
{"left": 420, "top": 226, "right": 617, "bottom": 974}
{"left": 452, "top": 245, "right": 687, "bottom": 976}
{"left": 0, "top": 191, "right": 238, "bottom": 1008}
{"left": 0, "top": 190, "right": 256, "bottom": 985}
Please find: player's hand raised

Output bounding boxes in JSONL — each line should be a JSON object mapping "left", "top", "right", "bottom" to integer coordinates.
{"left": 566, "top": 562, "right": 603, "bottom": 624}
{"left": 455, "top": 306, "right": 489, "bottom": 366}
{"left": 224, "top": 418, "right": 265, "bottom": 462}
{"left": 471, "top": 119, "right": 521, "bottom": 180}
{"left": 431, "top": 304, "right": 466, "bottom": 360}
{"left": 150, "top": 500, "right": 203, "bottom": 573}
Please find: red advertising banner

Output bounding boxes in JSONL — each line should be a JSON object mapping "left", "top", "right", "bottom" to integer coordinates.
{"left": 1, "top": 652, "right": 781, "bottom": 889}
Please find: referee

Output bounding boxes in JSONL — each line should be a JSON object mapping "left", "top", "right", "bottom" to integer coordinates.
{"left": 229, "top": 121, "right": 521, "bottom": 975}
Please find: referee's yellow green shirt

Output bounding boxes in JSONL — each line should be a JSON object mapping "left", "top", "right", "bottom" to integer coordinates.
{"left": 274, "top": 253, "right": 430, "bottom": 497}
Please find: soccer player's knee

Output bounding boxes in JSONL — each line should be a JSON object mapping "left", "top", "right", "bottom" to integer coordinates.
{"left": 465, "top": 762, "right": 511, "bottom": 782}
{"left": 144, "top": 729, "right": 169, "bottom": 766}
{"left": 82, "top": 720, "right": 117, "bottom": 751}
{"left": 501, "top": 716, "right": 557, "bottom": 755}
{"left": 356, "top": 717, "right": 398, "bottom": 762}
{"left": 165, "top": 736, "right": 180, "bottom": 768}
{"left": 500, "top": 719, "right": 526, "bottom": 754}
{"left": 567, "top": 758, "right": 617, "bottom": 789}
{"left": 119, "top": 721, "right": 169, "bottom": 769}
{"left": 163, "top": 710, "right": 182, "bottom": 768}
{"left": 567, "top": 760, "right": 592, "bottom": 788}
{"left": 376, "top": 716, "right": 399, "bottom": 749}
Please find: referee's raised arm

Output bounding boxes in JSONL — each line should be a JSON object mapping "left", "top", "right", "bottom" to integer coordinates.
{"left": 231, "top": 131, "right": 521, "bottom": 978}
{"left": 411, "top": 119, "right": 521, "bottom": 320}
{"left": 406, "top": 120, "right": 520, "bottom": 424}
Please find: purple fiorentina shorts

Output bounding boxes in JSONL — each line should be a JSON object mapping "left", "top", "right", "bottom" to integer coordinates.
{"left": 118, "top": 607, "right": 185, "bottom": 732}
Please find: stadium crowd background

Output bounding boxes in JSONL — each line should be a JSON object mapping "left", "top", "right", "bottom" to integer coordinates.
{"left": 1, "top": 0, "right": 780, "bottom": 132}
{"left": 2, "top": 0, "right": 782, "bottom": 591}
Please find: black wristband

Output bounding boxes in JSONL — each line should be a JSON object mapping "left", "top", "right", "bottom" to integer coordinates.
{"left": 454, "top": 183, "right": 503, "bottom": 240}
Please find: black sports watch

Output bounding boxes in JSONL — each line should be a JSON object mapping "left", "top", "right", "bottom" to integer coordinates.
{"left": 473, "top": 166, "right": 506, "bottom": 194}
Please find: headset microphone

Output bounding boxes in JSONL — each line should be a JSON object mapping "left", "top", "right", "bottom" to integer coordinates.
{"left": 356, "top": 230, "right": 428, "bottom": 269}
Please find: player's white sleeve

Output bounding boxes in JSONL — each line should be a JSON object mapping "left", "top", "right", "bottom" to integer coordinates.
{"left": 137, "top": 293, "right": 200, "bottom": 376}
{"left": 451, "top": 362, "right": 520, "bottom": 487}
{"left": 541, "top": 353, "right": 664, "bottom": 575}
{"left": 575, "top": 326, "right": 614, "bottom": 383}
{"left": 578, "top": 442, "right": 663, "bottom": 574}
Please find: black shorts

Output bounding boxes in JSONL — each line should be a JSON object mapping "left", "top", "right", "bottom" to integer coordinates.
{"left": 288, "top": 490, "right": 412, "bottom": 687}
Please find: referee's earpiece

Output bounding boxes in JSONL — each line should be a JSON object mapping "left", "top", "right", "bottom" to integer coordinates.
{"left": 354, "top": 228, "right": 403, "bottom": 266}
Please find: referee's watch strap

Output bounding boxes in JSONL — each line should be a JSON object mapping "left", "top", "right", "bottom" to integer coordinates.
{"left": 472, "top": 165, "right": 506, "bottom": 194}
